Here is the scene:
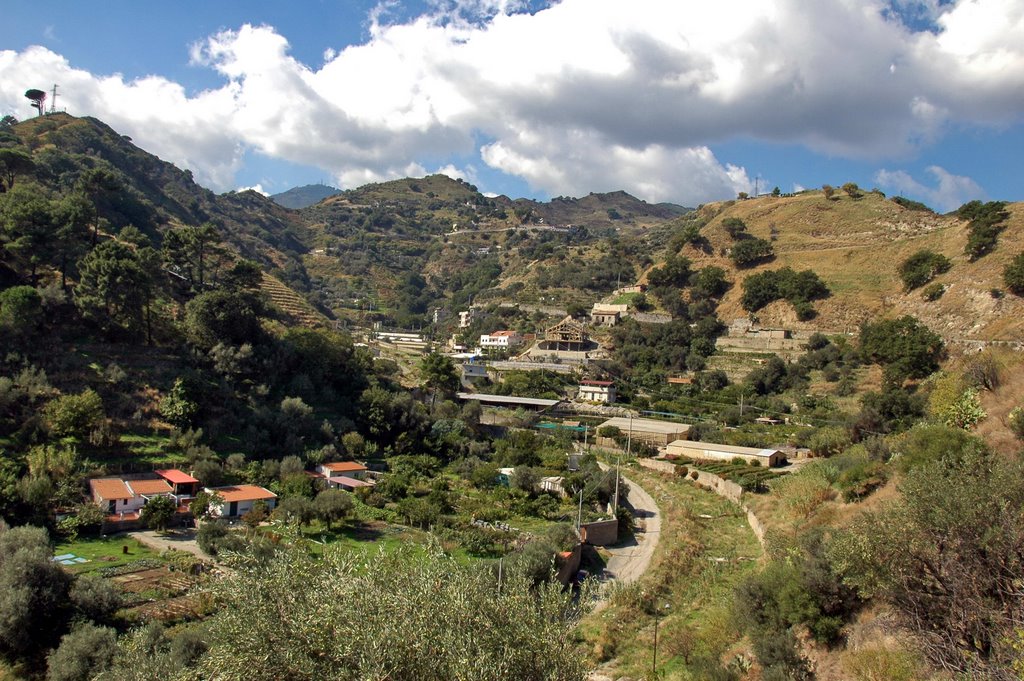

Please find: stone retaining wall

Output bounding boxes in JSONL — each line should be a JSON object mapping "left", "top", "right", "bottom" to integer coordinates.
{"left": 637, "top": 458, "right": 766, "bottom": 546}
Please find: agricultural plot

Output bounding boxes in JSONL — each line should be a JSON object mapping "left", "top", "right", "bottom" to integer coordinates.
{"left": 115, "top": 566, "right": 204, "bottom": 623}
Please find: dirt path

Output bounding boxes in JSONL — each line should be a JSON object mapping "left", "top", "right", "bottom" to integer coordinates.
{"left": 127, "top": 528, "right": 209, "bottom": 562}
{"left": 602, "top": 470, "right": 662, "bottom": 584}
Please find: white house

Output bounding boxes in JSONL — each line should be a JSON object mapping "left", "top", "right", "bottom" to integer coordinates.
{"left": 590, "top": 303, "right": 629, "bottom": 327}
{"left": 458, "top": 310, "right": 475, "bottom": 328}
{"left": 479, "top": 330, "right": 523, "bottom": 350}
{"left": 206, "top": 485, "right": 278, "bottom": 518}
{"left": 578, "top": 380, "right": 616, "bottom": 403}
{"left": 318, "top": 461, "right": 368, "bottom": 480}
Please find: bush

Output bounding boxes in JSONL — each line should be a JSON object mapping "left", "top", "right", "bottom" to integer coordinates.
{"left": 46, "top": 624, "right": 117, "bottom": 681}
{"left": 722, "top": 217, "right": 748, "bottom": 239}
{"left": 958, "top": 200, "right": 1009, "bottom": 260}
{"left": 898, "top": 250, "right": 951, "bottom": 291}
{"left": 43, "top": 390, "right": 105, "bottom": 438}
{"left": 730, "top": 238, "right": 774, "bottom": 268}
{"left": 741, "top": 267, "right": 829, "bottom": 315}
{"left": 921, "top": 282, "right": 944, "bottom": 301}
{"left": 1004, "top": 252, "right": 1024, "bottom": 295}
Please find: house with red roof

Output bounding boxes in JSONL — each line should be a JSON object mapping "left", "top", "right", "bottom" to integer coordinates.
{"left": 205, "top": 484, "right": 278, "bottom": 518}
{"left": 316, "top": 461, "right": 374, "bottom": 491}
{"left": 577, "top": 379, "right": 616, "bottom": 404}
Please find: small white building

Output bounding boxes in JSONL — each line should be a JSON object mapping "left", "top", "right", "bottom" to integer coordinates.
{"left": 206, "top": 485, "right": 278, "bottom": 518}
{"left": 479, "top": 330, "right": 523, "bottom": 350}
{"left": 459, "top": 310, "right": 475, "bottom": 328}
{"left": 578, "top": 380, "right": 616, "bottom": 404}
{"left": 591, "top": 303, "right": 629, "bottom": 327}
{"left": 664, "top": 439, "right": 785, "bottom": 467}
{"left": 318, "top": 461, "right": 368, "bottom": 480}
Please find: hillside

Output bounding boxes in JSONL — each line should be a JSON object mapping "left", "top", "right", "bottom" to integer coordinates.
{"left": 654, "top": 190, "right": 1024, "bottom": 341}
{"left": 271, "top": 184, "right": 342, "bottom": 209}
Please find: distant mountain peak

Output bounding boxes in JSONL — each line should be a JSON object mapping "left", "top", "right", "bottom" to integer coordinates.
{"left": 271, "top": 184, "right": 342, "bottom": 210}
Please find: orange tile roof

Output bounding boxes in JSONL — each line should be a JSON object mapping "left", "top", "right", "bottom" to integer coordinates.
{"left": 127, "top": 479, "right": 174, "bottom": 495}
{"left": 155, "top": 469, "right": 199, "bottom": 485}
{"left": 322, "top": 461, "right": 367, "bottom": 473}
{"left": 90, "top": 478, "right": 133, "bottom": 501}
{"left": 209, "top": 485, "right": 277, "bottom": 503}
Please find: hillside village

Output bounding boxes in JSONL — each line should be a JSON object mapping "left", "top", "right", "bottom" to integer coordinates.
{"left": 2, "top": 111, "right": 1024, "bottom": 681}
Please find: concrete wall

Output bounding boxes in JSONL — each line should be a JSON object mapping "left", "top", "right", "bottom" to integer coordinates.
{"left": 556, "top": 543, "right": 583, "bottom": 585}
{"left": 637, "top": 459, "right": 763, "bottom": 546}
{"left": 580, "top": 519, "right": 619, "bottom": 546}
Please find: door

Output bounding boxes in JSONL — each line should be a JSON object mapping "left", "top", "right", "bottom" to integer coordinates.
{"left": 229, "top": 501, "right": 238, "bottom": 516}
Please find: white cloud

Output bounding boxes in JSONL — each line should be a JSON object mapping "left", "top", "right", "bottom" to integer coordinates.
{"left": 0, "top": 0, "right": 1022, "bottom": 204}
{"left": 237, "top": 183, "right": 268, "bottom": 195}
{"left": 875, "top": 165, "right": 985, "bottom": 211}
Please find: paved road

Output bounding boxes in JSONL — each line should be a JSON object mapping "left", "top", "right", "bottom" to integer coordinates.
{"left": 597, "top": 464, "right": 662, "bottom": 584}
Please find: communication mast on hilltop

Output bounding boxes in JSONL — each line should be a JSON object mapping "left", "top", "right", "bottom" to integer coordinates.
{"left": 48, "top": 84, "right": 60, "bottom": 114}
{"left": 24, "top": 89, "right": 46, "bottom": 117}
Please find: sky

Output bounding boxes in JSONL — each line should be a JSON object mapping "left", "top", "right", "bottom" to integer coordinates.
{"left": 1, "top": 0, "right": 1023, "bottom": 211}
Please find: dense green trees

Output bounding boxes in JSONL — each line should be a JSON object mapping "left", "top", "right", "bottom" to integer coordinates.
{"left": 162, "top": 223, "right": 226, "bottom": 291}
{"left": 74, "top": 240, "right": 156, "bottom": 340}
{"left": 859, "top": 316, "right": 944, "bottom": 384}
{"left": 183, "top": 289, "right": 266, "bottom": 350}
{"left": 741, "top": 267, "right": 829, "bottom": 319}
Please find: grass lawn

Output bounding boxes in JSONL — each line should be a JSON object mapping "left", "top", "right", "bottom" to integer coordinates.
{"left": 580, "top": 466, "right": 763, "bottom": 679}
{"left": 283, "top": 520, "right": 476, "bottom": 564}
{"left": 53, "top": 535, "right": 163, "bottom": 574}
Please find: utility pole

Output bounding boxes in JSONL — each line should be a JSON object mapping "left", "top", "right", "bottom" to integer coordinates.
{"left": 613, "top": 454, "right": 621, "bottom": 513}
{"left": 626, "top": 412, "right": 633, "bottom": 458}
{"left": 576, "top": 488, "right": 584, "bottom": 533}
{"left": 497, "top": 557, "right": 503, "bottom": 596}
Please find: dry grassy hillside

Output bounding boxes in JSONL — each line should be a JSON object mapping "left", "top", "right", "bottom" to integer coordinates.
{"left": 663, "top": 191, "right": 1024, "bottom": 340}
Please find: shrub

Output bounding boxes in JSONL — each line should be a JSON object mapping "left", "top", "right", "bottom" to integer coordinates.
{"left": 43, "top": 390, "right": 105, "bottom": 438}
{"left": 898, "top": 250, "right": 951, "bottom": 290}
{"left": 921, "top": 282, "right": 944, "bottom": 301}
{"left": 891, "top": 196, "right": 933, "bottom": 212}
{"left": 722, "top": 217, "right": 748, "bottom": 239}
{"left": 841, "top": 182, "right": 862, "bottom": 198}
{"left": 958, "top": 200, "right": 1009, "bottom": 260}
{"left": 730, "top": 238, "right": 774, "bottom": 268}
{"left": 46, "top": 624, "right": 117, "bottom": 681}
{"left": 1004, "top": 252, "right": 1024, "bottom": 295}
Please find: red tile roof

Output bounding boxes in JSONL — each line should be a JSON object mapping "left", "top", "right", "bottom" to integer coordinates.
{"left": 209, "top": 485, "right": 277, "bottom": 503}
{"left": 155, "top": 469, "right": 199, "bottom": 485}
{"left": 90, "top": 478, "right": 133, "bottom": 501}
{"left": 127, "top": 479, "right": 173, "bottom": 495}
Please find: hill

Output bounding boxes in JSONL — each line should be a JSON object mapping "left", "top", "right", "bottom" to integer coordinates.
{"left": 8, "top": 113, "right": 314, "bottom": 290}
{"left": 651, "top": 190, "right": 1024, "bottom": 342}
{"left": 271, "top": 184, "right": 341, "bottom": 209}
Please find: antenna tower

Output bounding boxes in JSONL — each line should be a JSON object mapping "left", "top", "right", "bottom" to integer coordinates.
{"left": 48, "top": 84, "right": 59, "bottom": 114}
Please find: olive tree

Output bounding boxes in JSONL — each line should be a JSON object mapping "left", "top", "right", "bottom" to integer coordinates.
{"left": 195, "top": 541, "right": 591, "bottom": 680}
